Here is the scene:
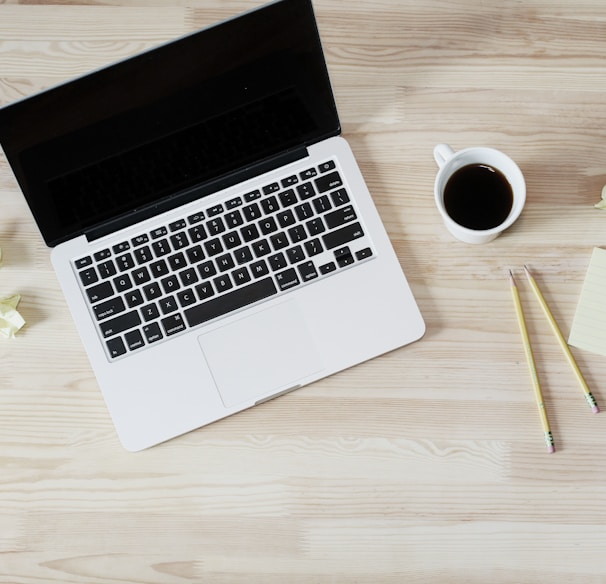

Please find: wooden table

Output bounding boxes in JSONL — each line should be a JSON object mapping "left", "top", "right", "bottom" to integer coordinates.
{"left": 1, "top": 1, "right": 606, "bottom": 582}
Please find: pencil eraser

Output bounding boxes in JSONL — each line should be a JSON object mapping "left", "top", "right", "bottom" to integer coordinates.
{"left": 547, "top": 445, "right": 556, "bottom": 454}
{"left": 592, "top": 405, "right": 600, "bottom": 414}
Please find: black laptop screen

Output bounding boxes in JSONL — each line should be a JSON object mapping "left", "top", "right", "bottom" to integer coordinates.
{"left": 0, "top": 0, "right": 340, "bottom": 246}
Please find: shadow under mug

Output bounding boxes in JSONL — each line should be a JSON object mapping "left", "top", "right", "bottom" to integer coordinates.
{"left": 433, "top": 144, "right": 526, "bottom": 244}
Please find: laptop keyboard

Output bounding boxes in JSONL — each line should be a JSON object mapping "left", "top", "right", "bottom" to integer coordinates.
{"left": 73, "top": 159, "right": 374, "bottom": 360}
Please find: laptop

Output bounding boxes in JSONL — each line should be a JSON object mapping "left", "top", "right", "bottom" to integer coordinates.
{"left": 0, "top": 0, "right": 425, "bottom": 451}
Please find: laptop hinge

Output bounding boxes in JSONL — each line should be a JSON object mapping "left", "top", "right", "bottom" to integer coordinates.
{"left": 84, "top": 145, "right": 309, "bottom": 243}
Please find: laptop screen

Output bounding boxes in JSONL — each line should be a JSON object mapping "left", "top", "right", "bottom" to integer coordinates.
{"left": 0, "top": 0, "right": 340, "bottom": 247}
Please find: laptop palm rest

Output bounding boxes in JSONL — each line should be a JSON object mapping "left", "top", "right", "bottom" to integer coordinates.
{"left": 198, "top": 300, "right": 323, "bottom": 409}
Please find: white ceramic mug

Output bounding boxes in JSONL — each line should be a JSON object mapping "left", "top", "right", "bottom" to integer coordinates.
{"left": 433, "top": 143, "right": 526, "bottom": 244}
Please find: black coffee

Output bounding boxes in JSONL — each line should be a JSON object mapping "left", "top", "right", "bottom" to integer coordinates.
{"left": 443, "top": 164, "right": 513, "bottom": 230}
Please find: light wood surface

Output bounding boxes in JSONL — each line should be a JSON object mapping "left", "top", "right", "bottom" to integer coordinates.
{"left": 1, "top": 1, "right": 606, "bottom": 582}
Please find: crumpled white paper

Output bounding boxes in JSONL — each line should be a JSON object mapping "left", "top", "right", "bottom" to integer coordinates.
{"left": 0, "top": 246, "right": 26, "bottom": 338}
{"left": 595, "top": 184, "right": 606, "bottom": 210}
{"left": 0, "top": 293, "right": 25, "bottom": 338}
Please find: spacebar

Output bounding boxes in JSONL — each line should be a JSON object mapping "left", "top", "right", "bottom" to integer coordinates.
{"left": 184, "top": 277, "right": 278, "bottom": 327}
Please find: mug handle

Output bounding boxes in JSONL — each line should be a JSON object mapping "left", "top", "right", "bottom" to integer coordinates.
{"left": 433, "top": 144, "right": 454, "bottom": 168}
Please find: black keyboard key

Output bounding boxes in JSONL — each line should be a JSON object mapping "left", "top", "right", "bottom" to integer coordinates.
{"left": 226, "top": 196, "right": 242, "bottom": 209}
{"left": 198, "top": 261, "right": 217, "bottom": 279}
{"left": 275, "top": 268, "right": 300, "bottom": 291}
{"left": 195, "top": 281, "right": 215, "bottom": 300}
{"left": 244, "top": 189, "right": 261, "bottom": 202}
{"left": 319, "top": 262, "right": 337, "bottom": 275}
{"left": 217, "top": 254, "right": 235, "bottom": 272}
{"left": 268, "top": 252, "right": 287, "bottom": 271}
{"left": 151, "top": 227, "right": 167, "bottom": 239}
{"left": 298, "top": 261, "right": 319, "bottom": 282}
{"left": 134, "top": 245, "right": 153, "bottom": 264}
{"left": 141, "top": 303, "right": 160, "bottom": 322}
{"left": 331, "top": 188, "right": 350, "bottom": 206}
{"left": 306, "top": 218, "right": 326, "bottom": 236}
{"left": 282, "top": 175, "right": 298, "bottom": 187}
{"left": 188, "top": 224, "right": 207, "bottom": 242}
{"left": 98, "top": 260, "right": 117, "bottom": 279}
{"left": 319, "top": 160, "right": 336, "bottom": 173}
{"left": 187, "top": 211, "right": 205, "bottom": 224}
{"left": 186, "top": 245, "right": 205, "bottom": 264}
{"left": 300, "top": 168, "right": 317, "bottom": 180}
{"left": 177, "top": 288, "right": 196, "bottom": 308}
{"left": 113, "top": 241, "right": 130, "bottom": 254}
{"left": 295, "top": 202, "right": 314, "bottom": 221}
{"left": 125, "top": 329, "right": 145, "bottom": 351}
{"left": 79, "top": 267, "right": 99, "bottom": 287}
{"left": 125, "top": 289, "right": 144, "bottom": 308}
{"left": 143, "top": 322, "right": 163, "bottom": 343}
{"left": 233, "top": 266, "right": 251, "bottom": 285}
{"left": 161, "top": 313, "right": 186, "bottom": 336}
{"left": 250, "top": 259, "right": 269, "bottom": 278}
{"left": 106, "top": 336, "right": 127, "bottom": 358}
{"left": 313, "top": 195, "right": 332, "bottom": 214}
{"left": 241, "top": 224, "right": 260, "bottom": 242}
{"left": 75, "top": 256, "right": 92, "bottom": 269}
{"left": 170, "top": 232, "right": 189, "bottom": 250}
{"left": 304, "top": 238, "right": 323, "bottom": 257}
{"left": 99, "top": 310, "right": 141, "bottom": 338}
{"left": 252, "top": 239, "right": 271, "bottom": 257}
{"left": 286, "top": 245, "right": 305, "bottom": 264}
{"left": 168, "top": 252, "right": 187, "bottom": 271}
{"left": 185, "top": 277, "right": 277, "bottom": 327}
{"left": 132, "top": 266, "right": 151, "bottom": 285}
{"left": 113, "top": 273, "right": 133, "bottom": 293}
{"left": 116, "top": 253, "right": 135, "bottom": 271}
{"left": 152, "top": 238, "right": 171, "bottom": 257}
{"left": 243, "top": 203, "right": 261, "bottom": 221}
{"left": 263, "top": 182, "right": 280, "bottom": 195}
{"left": 325, "top": 205, "right": 357, "bottom": 229}
{"left": 322, "top": 222, "right": 365, "bottom": 250}
{"left": 159, "top": 295, "right": 178, "bottom": 315}
{"left": 296, "top": 182, "right": 315, "bottom": 200}
{"left": 204, "top": 238, "right": 223, "bottom": 256}
{"left": 223, "top": 231, "right": 242, "bottom": 249}
{"left": 132, "top": 234, "right": 149, "bottom": 247}
{"left": 279, "top": 189, "right": 298, "bottom": 207}
{"left": 315, "top": 171, "right": 343, "bottom": 193}
{"left": 93, "top": 296, "right": 126, "bottom": 320}
{"left": 288, "top": 225, "right": 307, "bottom": 243}
{"left": 161, "top": 275, "right": 180, "bottom": 294}
{"left": 214, "top": 274, "right": 233, "bottom": 293}
{"left": 150, "top": 259, "right": 169, "bottom": 278}
{"left": 169, "top": 219, "right": 186, "bottom": 232}
{"left": 86, "top": 281, "right": 113, "bottom": 303}
{"left": 261, "top": 196, "right": 279, "bottom": 215}
{"left": 356, "top": 247, "right": 373, "bottom": 260}
{"left": 143, "top": 282, "right": 162, "bottom": 301}
{"left": 234, "top": 246, "right": 253, "bottom": 265}
{"left": 335, "top": 246, "right": 355, "bottom": 267}
{"left": 270, "top": 232, "right": 289, "bottom": 251}
{"left": 260, "top": 216, "right": 278, "bottom": 235}
{"left": 179, "top": 268, "right": 198, "bottom": 287}
{"left": 94, "top": 248, "right": 111, "bottom": 261}
{"left": 225, "top": 210, "right": 244, "bottom": 229}
{"left": 207, "top": 204, "right": 224, "bottom": 217}
{"left": 277, "top": 209, "right": 296, "bottom": 228}
{"left": 207, "top": 217, "right": 225, "bottom": 235}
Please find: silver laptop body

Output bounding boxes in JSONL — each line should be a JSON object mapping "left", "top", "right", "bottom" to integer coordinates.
{"left": 0, "top": 0, "right": 425, "bottom": 450}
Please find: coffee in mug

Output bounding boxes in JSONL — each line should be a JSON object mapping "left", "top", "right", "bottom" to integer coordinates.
{"left": 433, "top": 144, "right": 525, "bottom": 244}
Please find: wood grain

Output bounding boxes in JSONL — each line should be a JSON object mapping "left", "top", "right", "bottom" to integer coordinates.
{"left": 1, "top": 0, "right": 606, "bottom": 582}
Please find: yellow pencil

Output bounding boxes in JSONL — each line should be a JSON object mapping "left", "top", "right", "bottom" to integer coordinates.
{"left": 509, "top": 270, "right": 555, "bottom": 453}
{"left": 524, "top": 265, "right": 599, "bottom": 414}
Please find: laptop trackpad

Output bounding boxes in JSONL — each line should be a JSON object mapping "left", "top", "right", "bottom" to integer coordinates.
{"left": 198, "top": 300, "right": 323, "bottom": 408}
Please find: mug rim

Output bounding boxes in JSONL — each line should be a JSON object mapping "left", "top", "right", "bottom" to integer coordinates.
{"left": 434, "top": 147, "right": 526, "bottom": 237}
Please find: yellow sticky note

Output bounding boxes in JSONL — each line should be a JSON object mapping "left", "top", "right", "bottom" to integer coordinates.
{"left": 569, "top": 247, "right": 606, "bottom": 356}
{"left": 0, "top": 294, "right": 26, "bottom": 339}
